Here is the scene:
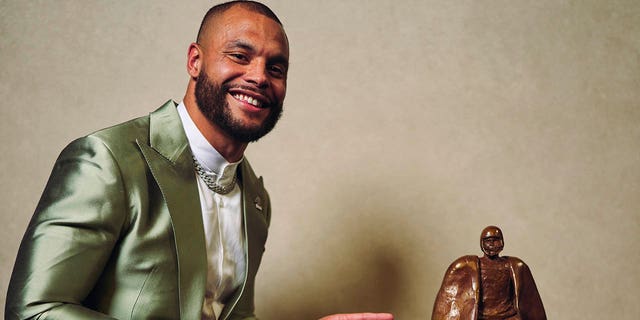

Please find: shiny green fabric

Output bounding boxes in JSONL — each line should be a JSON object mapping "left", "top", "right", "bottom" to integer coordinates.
{"left": 6, "top": 101, "right": 270, "bottom": 320}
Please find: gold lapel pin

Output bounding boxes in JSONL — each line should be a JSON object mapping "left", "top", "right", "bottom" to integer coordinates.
{"left": 254, "top": 196, "right": 263, "bottom": 211}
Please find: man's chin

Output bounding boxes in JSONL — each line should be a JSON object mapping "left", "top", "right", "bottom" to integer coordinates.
{"left": 221, "top": 120, "right": 273, "bottom": 143}
{"left": 220, "top": 101, "right": 281, "bottom": 142}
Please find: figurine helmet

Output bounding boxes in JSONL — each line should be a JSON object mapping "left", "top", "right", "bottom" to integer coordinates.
{"left": 481, "top": 225, "right": 503, "bottom": 240}
{"left": 480, "top": 225, "right": 504, "bottom": 257}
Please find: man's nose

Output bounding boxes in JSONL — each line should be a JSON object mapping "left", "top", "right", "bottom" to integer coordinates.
{"left": 244, "top": 61, "right": 269, "bottom": 89}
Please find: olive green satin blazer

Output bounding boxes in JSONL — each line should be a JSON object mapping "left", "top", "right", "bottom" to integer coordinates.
{"left": 6, "top": 101, "right": 271, "bottom": 320}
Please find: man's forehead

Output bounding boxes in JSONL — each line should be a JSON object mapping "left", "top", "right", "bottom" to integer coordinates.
{"left": 214, "top": 6, "right": 285, "bottom": 35}
{"left": 205, "top": 6, "right": 288, "bottom": 51}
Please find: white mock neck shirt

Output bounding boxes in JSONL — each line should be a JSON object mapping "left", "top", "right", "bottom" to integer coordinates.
{"left": 177, "top": 102, "right": 246, "bottom": 320}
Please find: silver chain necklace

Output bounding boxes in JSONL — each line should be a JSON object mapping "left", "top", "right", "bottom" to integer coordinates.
{"left": 192, "top": 156, "right": 237, "bottom": 195}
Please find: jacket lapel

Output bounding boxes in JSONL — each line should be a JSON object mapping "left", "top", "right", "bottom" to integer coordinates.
{"left": 136, "top": 100, "right": 207, "bottom": 320}
{"left": 219, "top": 160, "right": 269, "bottom": 320}
{"left": 239, "top": 159, "right": 269, "bottom": 265}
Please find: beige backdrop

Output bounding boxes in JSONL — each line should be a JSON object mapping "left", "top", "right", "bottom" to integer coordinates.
{"left": 1, "top": 1, "right": 639, "bottom": 319}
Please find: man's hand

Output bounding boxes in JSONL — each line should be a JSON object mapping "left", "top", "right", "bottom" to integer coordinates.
{"left": 319, "top": 313, "right": 394, "bottom": 320}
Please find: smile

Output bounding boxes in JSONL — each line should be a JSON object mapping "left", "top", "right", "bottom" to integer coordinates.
{"left": 233, "top": 93, "right": 264, "bottom": 108}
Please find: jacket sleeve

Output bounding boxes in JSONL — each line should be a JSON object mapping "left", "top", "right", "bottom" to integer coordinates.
{"left": 6, "top": 136, "right": 127, "bottom": 320}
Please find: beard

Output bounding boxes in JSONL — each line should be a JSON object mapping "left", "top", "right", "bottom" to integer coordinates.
{"left": 194, "top": 70, "right": 283, "bottom": 143}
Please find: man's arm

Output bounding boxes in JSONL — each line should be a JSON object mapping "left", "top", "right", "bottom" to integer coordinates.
{"left": 6, "top": 136, "right": 127, "bottom": 320}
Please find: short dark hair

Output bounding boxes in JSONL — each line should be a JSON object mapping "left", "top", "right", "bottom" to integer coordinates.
{"left": 196, "top": 1, "right": 283, "bottom": 43}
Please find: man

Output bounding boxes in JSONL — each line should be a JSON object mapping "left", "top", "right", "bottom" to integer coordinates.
{"left": 6, "top": 1, "right": 392, "bottom": 320}
{"left": 431, "top": 226, "right": 546, "bottom": 320}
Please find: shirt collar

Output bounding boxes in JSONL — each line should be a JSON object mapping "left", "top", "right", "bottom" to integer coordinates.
{"left": 177, "top": 102, "right": 242, "bottom": 184}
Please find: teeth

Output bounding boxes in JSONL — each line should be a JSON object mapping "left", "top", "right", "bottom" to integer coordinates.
{"left": 233, "top": 94, "right": 262, "bottom": 107}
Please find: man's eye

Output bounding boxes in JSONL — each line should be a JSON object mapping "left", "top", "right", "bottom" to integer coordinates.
{"left": 230, "top": 53, "right": 248, "bottom": 62}
{"left": 268, "top": 65, "right": 285, "bottom": 77}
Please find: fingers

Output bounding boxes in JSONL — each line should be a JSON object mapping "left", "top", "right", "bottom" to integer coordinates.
{"left": 318, "top": 313, "right": 394, "bottom": 320}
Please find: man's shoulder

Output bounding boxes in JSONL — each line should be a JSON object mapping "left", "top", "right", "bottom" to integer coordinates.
{"left": 91, "top": 114, "right": 149, "bottom": 140}
{"left": 58, "top": 100, "right": 179, "bottom": 161}
{"left": 86, "top": 100, "right": 178, "bottom": 148}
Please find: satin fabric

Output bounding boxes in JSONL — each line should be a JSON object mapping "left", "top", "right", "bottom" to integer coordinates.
{"left": 6, "top": 101, "right": 271, "bottom": 320}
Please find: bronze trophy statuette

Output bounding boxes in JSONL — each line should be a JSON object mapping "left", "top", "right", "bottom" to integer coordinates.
{"left": 431, "top": 226, "right": 546, "bottom": 320}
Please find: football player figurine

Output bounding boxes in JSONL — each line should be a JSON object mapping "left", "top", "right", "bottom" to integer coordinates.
{"left": 432, "top": 226, "right": 546, "bottom": 320}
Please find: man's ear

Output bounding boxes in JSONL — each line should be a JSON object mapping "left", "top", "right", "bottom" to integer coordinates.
{"left": 187, "top": 43, "right": 202, "bottom": 78}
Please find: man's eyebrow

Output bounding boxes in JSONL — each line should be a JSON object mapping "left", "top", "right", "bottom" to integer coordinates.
{"left": 269, "top": 55, "right": 289, "bottom": 69}
{"left": 225, "top": 40, "right": 255, "bottom": 52}
{"left": 226, "top": 39, "right": 289, "bottom": 68}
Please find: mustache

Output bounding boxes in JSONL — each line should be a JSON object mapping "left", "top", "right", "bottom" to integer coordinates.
{"left": 222, "top": 84, "right": 268, "bottom": 99}
{"left": 221, "top": 83, "right": 278, "bottom": 108}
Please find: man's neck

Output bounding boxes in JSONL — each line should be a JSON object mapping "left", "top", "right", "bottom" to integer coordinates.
{"left": 183, "top": 97, "right": 247, "bottom": 162}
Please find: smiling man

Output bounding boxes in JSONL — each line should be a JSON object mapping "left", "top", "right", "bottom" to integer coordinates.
{"left": 6, "top": 1, "right": 392, "bottom": 320}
